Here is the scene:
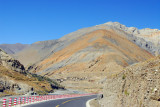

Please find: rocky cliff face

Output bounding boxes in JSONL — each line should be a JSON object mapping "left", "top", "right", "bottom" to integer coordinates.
{"left": 101, "top": 22, "right": 160, "bottom": 55}
{"left": 99, "top": 56, "right": 160, "bottom": 107}
{"left": 0, "top": 48, "right": 25, "bottom": 73}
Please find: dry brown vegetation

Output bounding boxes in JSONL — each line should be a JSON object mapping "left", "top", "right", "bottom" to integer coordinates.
{"left": 0, "top": 65, "right": 62, "bottom": 97}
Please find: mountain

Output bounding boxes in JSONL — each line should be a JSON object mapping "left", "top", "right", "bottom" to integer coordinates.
{"left": 14, "top": 40, "right": 58, "bottom": 67}
{"left": 99, "top": 56, "right": 160, "bottom": 107}
{"left": 14, "top": 22, "right": 159, "bottom": 67}
{"left": 0, "top": 48, "right": 63, "bottom": 97}
{"left": 0, "top": 48, "right": 25, "bottom": 73}
{"left": 0, "top": 43, "right": 29, "bottom": 54}
{"left": 102, "top": 22, "right": 160, "bottom": 55}
{"left": 12, "top": 22, "right": 160, "bottom": 92}
{"left": 24, "top": 22, "right": 155, "bottom": 92}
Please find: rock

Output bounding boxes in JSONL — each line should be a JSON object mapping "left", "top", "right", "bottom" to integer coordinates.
{"left": 0, "top": 76, "right": 31, "bottom": 94}
{"left": 0, "top": 48, "right": 25, "bottom": 73}
{"left": 99, "top": 57, "right": 160, "bottom": 107}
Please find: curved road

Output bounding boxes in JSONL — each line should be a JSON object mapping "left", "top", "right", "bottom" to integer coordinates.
{"left": 23, "top": 95, "right": 97, "bottom": 107}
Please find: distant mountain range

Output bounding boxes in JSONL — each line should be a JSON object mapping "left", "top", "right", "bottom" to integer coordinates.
{"left": 0, "top": 43, "right": 29, "bottom": 54}
{"left": 0, "top": 22, "right": 159, "bottom": 92}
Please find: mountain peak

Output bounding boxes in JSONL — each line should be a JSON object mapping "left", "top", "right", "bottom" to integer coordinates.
{"left": 99, "top": 22, "right": 160, "bottom": 36}
{"left": 104, "top": 21, "right": 123, "bottom": 26}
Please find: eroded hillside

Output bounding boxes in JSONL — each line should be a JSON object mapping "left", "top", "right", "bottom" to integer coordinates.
{"left": 0, "top": 65, "right": 59, "bottom": 97}
{"left": 0, "top": 48, "right": 63, "bottom": 97}
{"left": 10, "top": 22, "right": 159, "bottom": 92}
{"left": 32, "top": 29, "right": 153, "bottom": 92}
{"left": 14, "top": 22, "right": 160, "bottom": 67}
{"left": 99, "top": 56, "right": 160, "bottom": 107}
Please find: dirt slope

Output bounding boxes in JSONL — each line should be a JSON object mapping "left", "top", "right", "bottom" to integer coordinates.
{"left": 32, "top": 29, "right": 153, "bottom": 92}
{"left": 0, "top": 48, "right": 63, "bottom": 97}
{"left": 12, "top": 22, "right": 158, "bottom": 92}
{"left": 99, "top": 56, "right": 160, "bottom": 107}
{"left": 14, "top": 22, "right": 159, "bottom": 67}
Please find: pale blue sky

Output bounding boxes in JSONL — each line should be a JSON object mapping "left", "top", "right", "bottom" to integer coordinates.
{"left": 0, "top": 0, "right": 160, "bottom": 44}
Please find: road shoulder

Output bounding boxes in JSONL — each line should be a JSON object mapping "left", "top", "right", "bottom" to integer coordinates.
{"left": 86, "top": 98, "right": 100, "bottom": 107}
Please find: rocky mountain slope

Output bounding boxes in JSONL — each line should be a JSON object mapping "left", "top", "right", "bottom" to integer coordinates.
{"left": 0, "top": 48, "right": 63, "bottom": 97}
{"left": 99, "top": 56, "right": 160, "bottom": 107}
{"left": 12, "top": 22, "right": 159, "bottom": 92}
{"left": 31, "top": 29, "right": 153, "bottom": 92}
{"left": 0, "top": 43, "right": 28, "bottom": 54}
{"left": 102, "top": 22, "right": 160, "bottom": 55}
{"left": 14, "top": 40, "right": 58, "bottom": 67}
{"left": 14, "top": 22, "right": 159, "bottom": 67}
{"left": 0, "top": 48, "right": 25, "bottom": 73}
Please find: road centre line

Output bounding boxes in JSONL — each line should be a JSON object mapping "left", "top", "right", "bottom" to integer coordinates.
{"left": 56, "top": 98, "right": 81, "bottom": 107}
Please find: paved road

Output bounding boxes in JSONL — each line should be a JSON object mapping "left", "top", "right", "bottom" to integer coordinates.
{"left": 24, "top": 95, "right": 97, "bottom": 107}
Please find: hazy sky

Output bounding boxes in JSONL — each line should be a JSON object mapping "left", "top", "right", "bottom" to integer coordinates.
{"left": 0, "top": 0, "right": 160, "bottom": 44}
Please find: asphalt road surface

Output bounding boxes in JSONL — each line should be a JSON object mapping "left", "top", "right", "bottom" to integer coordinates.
{"left": 24, "top": 95, "right": 97, "bottom": 107}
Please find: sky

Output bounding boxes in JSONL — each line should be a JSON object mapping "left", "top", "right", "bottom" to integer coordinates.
{"left": 0, "top": 0, "right": 160, "bottom": 44}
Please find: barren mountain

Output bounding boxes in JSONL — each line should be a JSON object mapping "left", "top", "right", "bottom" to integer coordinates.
{"left": 13, "top": 22, "right": 159, "bottom": 92}
{"left": 0, "top": 43, "right": 29, "bottom": 54}
{"left": 99, "top": 56, "right": 160, "bottom": 107}
{"left": 31, "top": 27, "right": 153, "bottom": 92}
{"left": 14, "top": 40, "right": 58, "bottom": 67}
{"left": 14, "top": 22, "right": 159, "bottom": 67}
{"left": 103, "top": 22, "right": 160, "bottom": 55}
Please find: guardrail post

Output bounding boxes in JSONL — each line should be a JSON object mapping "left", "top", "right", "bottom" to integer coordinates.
{"left": 14, "top": 98, "right": 17, "bottom": 107}
{"left": 26, "top": 97, "right": 28, "bottom": 104}
{"left": 22, "top": 97, "right": 25, "bottom": 105}
{"left": 8, "top": 98, "right": 12, "bottom": 107}
{"left": 29, "top": 96, "right": 31, "bottom": 103}
{"left": 18, "top": 97, "right": 21, "bottom": 105}
{"left": 39, "top": 96, "right": 41, "bottom": 101}
{"left": 32, "top": 96, "right": 34, "bottom": 103}
{"left": 2, "top": 99, "right": 6, "bottom": 107}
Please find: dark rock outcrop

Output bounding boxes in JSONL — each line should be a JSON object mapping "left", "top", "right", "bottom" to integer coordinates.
{"left": 0, "top": 48, "right": 25, "bottom": 73}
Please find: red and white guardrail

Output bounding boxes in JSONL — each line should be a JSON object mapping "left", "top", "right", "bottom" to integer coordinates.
{"left": 2, "top": 93, "right": 95, "bottom": 107}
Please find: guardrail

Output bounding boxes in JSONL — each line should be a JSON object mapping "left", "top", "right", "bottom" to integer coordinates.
{"left": 2, "top": 93, "right": 94, "bottom": 107}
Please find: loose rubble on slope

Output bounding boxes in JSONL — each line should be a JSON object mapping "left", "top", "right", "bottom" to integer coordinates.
{"left": 0, "top": 48, "right": 63, "bottom": 97}
{"left": 99, "top": 56, "right": 160, "bottom": 107}
{"left": 0, "top": 48, "right": 25, "bottom": 73}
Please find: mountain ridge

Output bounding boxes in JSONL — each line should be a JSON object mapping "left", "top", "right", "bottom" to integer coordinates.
{"left": 0, "top": 43, "right": 29, "bottom": 54}
{"left": 1, "top": 22, "right": 158, "bottom": 92}
{"left": 30, "top": 27, "right": 153, "bottom": 92}
{"left": 11, "top": 22, "right": 159, "bottom": 67}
